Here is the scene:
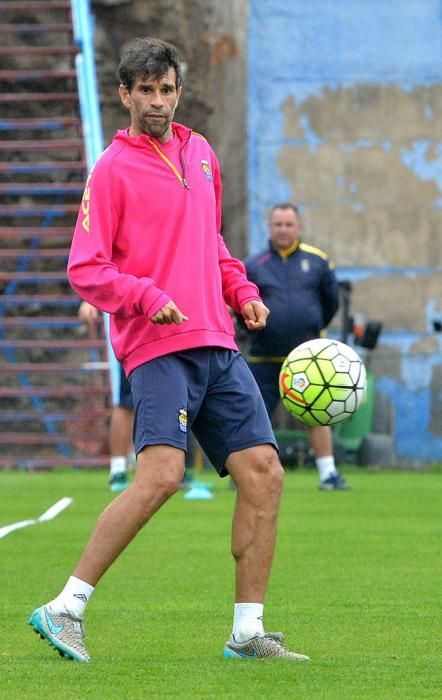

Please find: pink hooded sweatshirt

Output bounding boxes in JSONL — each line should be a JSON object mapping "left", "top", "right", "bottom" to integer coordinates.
{"left": 67, "top": 123, "right": 261, "bottom": 375}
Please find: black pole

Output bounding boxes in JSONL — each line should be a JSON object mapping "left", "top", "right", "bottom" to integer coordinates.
{"left": 338, "top": 280, "right": 352, "bottom": 344}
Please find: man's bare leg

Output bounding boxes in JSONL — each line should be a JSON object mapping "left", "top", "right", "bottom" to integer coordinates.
{"left": 307, "top": 424, "right": 333, "bottom": 458}
{"left": 223, "top": 445, "right": 309, "bottom": 658}
{"left": 227, "top": 444, "right": 284, "bottom": 602}
{"left": 74, "top": 445, "right": 185, "bottom": 586}
{"left": 108, "top": 406, "right": 135, "bottom": 491}
{"left": 28, "top": 445, "right": 185, "bottom": 661}
{"left": 308, "top": 424, "right": 349, "bottom": 489}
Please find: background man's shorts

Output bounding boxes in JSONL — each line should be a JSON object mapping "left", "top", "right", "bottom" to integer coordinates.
{"left": 248, "top": 361, "right": 282, "bottom": 418}
{"left": 118, "top": 364, "right": 133, "bottom": 409}
{"left": 128, "top": 348, "right": 277, "bottom": 477}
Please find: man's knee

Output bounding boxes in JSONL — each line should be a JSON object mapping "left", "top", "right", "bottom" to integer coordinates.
{"left": 229, "top": 444, "right": 284, "bottom": 493}
{"left": 136, "top": 446, "right": 185, "bottom": 499}
{"left": 259, "top": 446, "right": 284, "bottom": 492}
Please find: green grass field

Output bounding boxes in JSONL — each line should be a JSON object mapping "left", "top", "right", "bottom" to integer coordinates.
{"left": 1, "top": 467, "right": 441, "bottom": 699}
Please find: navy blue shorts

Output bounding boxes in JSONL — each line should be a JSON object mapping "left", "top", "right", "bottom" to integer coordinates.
{"left": 128, "top": 348, "right": 277, "bottom": 477}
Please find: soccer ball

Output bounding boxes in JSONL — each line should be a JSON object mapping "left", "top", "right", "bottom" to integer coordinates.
{"left": 279, "top": 338, "right": 367, "bottom": 427}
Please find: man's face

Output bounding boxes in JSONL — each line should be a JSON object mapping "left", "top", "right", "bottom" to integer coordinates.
{"left": 268, "top": 207, "right": 302, "bottom": 251}
{"left": 119, "top": 67, "right": 182, "bottom": 142}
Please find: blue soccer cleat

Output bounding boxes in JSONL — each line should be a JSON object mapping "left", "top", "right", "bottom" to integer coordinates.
{"left": 109, "top": 472, "right": 129, "bottom": 492}
{"left": 319, "top": 472, "right": 351, "bottom": 491}
{"left": 28, "top": 605, "right": 90, "bottom": 662}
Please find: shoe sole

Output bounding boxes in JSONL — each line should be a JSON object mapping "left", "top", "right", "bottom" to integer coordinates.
{"left": 28, "top": 607, "right": 89, "bottom": 662}
{"left": 223, "top": 644, "right": 310, "bottom": 661}
{"left": 223, "top": 646, "right": 256, "bottom": 659}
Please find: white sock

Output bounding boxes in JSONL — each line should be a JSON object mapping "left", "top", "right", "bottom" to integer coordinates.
{"left": 110, "top": 456, "right": 127, "bottom": 476}
{"left": 232, "top": 603, "right": 264, "bottom": 642}
{"left": 48, "top": 576, "right": 95, "bottom": 619}
{"left": 316, "top": 455, "right": 337, "bottom": 482}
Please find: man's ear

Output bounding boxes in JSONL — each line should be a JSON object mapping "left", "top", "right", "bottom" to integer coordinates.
{"left": 119, "top": 84, "right": 131, "bottom": 109}
{"left": 175, "top": 86, "right": 182, "bottom": 109}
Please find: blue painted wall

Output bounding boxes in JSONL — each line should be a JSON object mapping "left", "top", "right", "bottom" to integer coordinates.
{"left": 248, "top": 0, "right": 442, "bottom": 463}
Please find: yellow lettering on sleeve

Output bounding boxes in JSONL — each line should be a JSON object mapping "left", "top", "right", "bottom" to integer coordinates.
{"left": 81, "top": 171, "right": 93, "bottom": 234}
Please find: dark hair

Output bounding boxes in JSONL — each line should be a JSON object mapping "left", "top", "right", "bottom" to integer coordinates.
{"left": 117, "top": 37, "right": 183, "bottom": 92}
{"left": 269, "top": 202, "right": 300, "bottom": 218}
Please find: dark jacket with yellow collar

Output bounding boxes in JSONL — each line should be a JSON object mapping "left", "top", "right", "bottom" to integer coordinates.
{"left": 244, "top": 240, "right": 339, "bottom": 359}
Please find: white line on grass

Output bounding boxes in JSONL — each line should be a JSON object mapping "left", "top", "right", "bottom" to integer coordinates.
{"left": 0, "top": 497, "right": 73, "bottom": 539}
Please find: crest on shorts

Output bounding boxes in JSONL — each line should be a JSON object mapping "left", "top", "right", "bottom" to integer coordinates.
{"left": 201, "top": 159, "right": 212, "bottom": 181}
{"left": 178, "top": 408, "right": 188, "bottom": 433}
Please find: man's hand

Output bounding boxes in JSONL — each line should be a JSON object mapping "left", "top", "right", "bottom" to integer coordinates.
{"left": 78, "top": 301, "right": 100, "bottom": 324}
{"left": 150, "top": 300, "right": 189, "bottom": 325}
{"left": 241, "top": 300, "right": 269, "bottom": 330}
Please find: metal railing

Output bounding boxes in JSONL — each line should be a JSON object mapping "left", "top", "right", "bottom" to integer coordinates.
{"left": 71, "top": 0, "right": 104, "bottom": 168}
{"left": 71, "top": 0, "right": 119, "bottom": 408}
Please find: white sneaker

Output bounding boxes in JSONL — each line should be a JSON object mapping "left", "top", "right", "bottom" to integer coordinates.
{"left": 29, "top": 604, "right": 90, "bottom": 662}
{"left": 223, "top": 632, "right": 310, "bottom": 660}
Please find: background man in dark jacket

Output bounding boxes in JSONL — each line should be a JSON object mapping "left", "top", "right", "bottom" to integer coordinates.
{"left": 244, "top": 202, "right": 349, "bottom": 490}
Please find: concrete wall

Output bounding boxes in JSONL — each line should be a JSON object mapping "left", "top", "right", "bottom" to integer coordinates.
{"left": 248, "top": 0, "right": 442, "bottom": 463}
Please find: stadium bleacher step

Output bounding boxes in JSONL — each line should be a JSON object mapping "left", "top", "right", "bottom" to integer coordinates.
{"left": 0, "top": 23, "right": 73, "bottom": 34}
{"left": 0, "top": 0, "right": 111, "bottom": 470}
{"left": 0, "top": 163, "right": 86, "bottom": 176}
{"left": 1, "top": 294, "right": 79, "bottom": 306}
{"left": 0, "top": 185, "right": 84, "bottom": 195}
{"left": 0, "top": 139, "right": 84, "bottom": 151}
{"left": 0, "top": 92, "right": 79, "bottom": 103}
{"left": 0, "top": 69, "right": 77, "bottom": 81}
{"left": 0, "top": 1, "right": 71, "bottom": 9}
{"left": 0, "top": 249, "right": 69, "bottom": 259}
{"left": 0, "top": 339, "right": 106, "bottom": 350}
{"left": 0, "top": 46, "right": 78, "bottom": 57}
{"left": 0, "top": 228, "right": 75, "bottom": 241}
{"left": 0, "top": 316, "right": 88, "bottom": 328}
{"left": 0, "top": 362, "right": 109, "bottom": 372}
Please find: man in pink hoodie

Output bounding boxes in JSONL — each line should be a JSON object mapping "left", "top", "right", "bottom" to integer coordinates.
{"left": 28, "top": 37, "right": 309, "bottom": 663}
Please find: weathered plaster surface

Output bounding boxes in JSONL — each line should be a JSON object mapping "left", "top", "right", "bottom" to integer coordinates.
{"left": 248, "top": 0, "right": 442, "bottom": 461}
{"left": 279, "top": 86, "right": 442, "bottom": 268}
